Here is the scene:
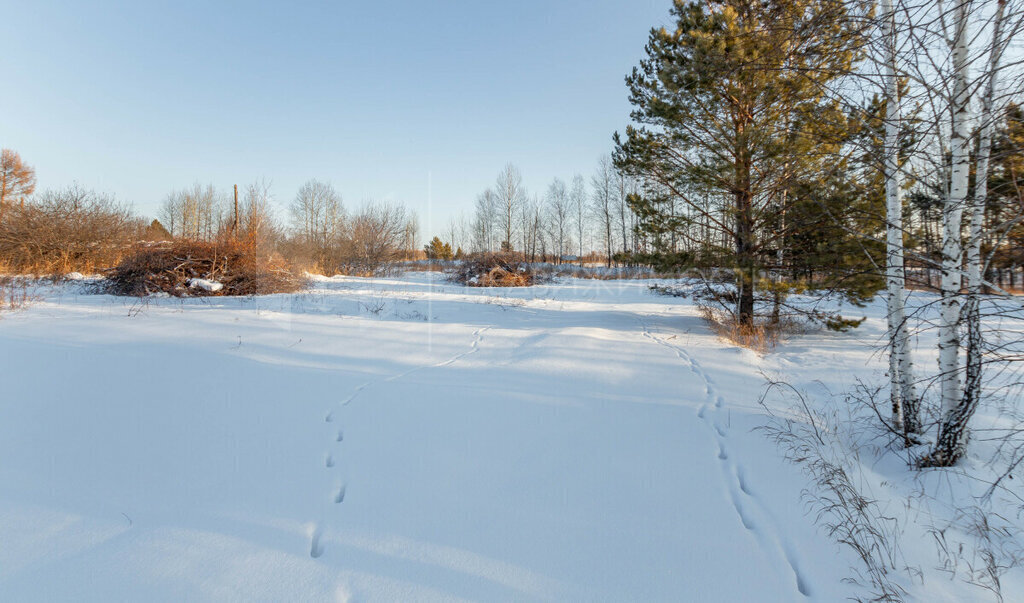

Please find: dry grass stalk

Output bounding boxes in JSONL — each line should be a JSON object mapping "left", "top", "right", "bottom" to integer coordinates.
{"left": 0, "top": 276, "right": 36, "bottom": 312}
{"left": 697, "top": 305, "right": 803, "bottom": 352}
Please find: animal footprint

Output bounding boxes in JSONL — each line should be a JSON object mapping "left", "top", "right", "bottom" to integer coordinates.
{"left": 310, "top": 525, "right": 325, "bottom": 558}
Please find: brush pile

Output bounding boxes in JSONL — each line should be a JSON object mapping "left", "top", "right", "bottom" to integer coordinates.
{"left": 450, "top": 253, "right": 536, "bottom": 287}
{"left": 105, "top": 240, "right": 305, "bottom": 297}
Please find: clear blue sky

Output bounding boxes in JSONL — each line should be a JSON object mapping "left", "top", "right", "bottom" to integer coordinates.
{"left": 1, "top": 0, "right": 670, "bottom": 236}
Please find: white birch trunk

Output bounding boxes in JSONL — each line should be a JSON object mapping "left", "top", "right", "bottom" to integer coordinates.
{"left": 963, "top": 0, "right": 1006, "bottom": 416}
{"left": 938, "top": 0, "right": 971, "bottom": 422}
{"left": 881, "top": 0, "right": 919, "bottom": 434}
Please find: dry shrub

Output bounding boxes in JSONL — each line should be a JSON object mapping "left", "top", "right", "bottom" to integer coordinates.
{"left": 0, "top": 276, "right": 36, "bottom": 312}
{"left": 105, "top": 239, "right": 305, "bottom": 297}
{"left": 0, "top": 185, "right": 142, "bottom": 274}
{"left": 697, "top": 305, "right": 804, "bottom": 352}
{"left": 281, "top": 199, "right": 410, "bottom": 277}
{"left": 450, "top": 253, "right": 536, "bottom": 287}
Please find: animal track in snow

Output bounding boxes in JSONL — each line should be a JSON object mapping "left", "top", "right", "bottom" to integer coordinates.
{"left": 736, "top": 465, "right": 754, "bottom": 496}
{"left": 641, "top": 321, "right": 812, "bottom": 598}
{"left": 341, "top": 383, "right": 370, "bottom": 407}
{"left": 309, "top": 325, "right": 491, "bottom": 559}
{"left": 309, "top": 524, "right": 324, "bottom": 558}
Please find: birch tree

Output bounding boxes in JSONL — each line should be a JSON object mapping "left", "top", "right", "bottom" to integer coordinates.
{"left": 289, "top": 179, "right": 344, "bottom": 269}
{"left": 495, "top": 164, "right": 525, "bottom": 252}
{"left": 570, "top": 174, "right": 587, "bottom": 259}
{"left": 240, "top": 179, "right": 277, "bottom": 247}
{"left": 473, "top": 189, "right": 497, "bottom": 252}
{"left": 962, "top": 0, "right": 1007, "bottom": 423}
{"left": 545, "top": 178, "right": 570, "bottom": 262}
{"left": 880, "top": 0, "right": 921, "bottom": 436}
{"left": 938, "top": 0, "right": 971, "bottom": 425}
{"left": 924, "top": 0, "right": 1022, "bottom": 466}
{"left": 925, "top": 0, "right": 973, "bottom": 466}
{"left": 592, "top": 156, "right": 616, "bottom": 268}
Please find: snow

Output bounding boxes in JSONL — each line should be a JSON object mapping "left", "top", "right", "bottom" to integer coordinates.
{"left": 0, "top": 273, "right": 1020, "bottom": 601}
{"left": 187, "top": 278, "right": 224, "bottom": 292}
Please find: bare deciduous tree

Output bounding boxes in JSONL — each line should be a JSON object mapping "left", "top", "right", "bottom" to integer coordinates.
{"left": 545, "top": 178, "right": 570, "bottom": 262}
{"left": 570, "top": 174, "right": 587, "bottom": 259}
{"left": 239, "top": 179, "right": 278, "bottom": 248}
{"left": 495, "top": 164, "right": 525, "bottom": 252}
{"left": 0, "top": 149, "right": 37, "bottom": 217}
{"left": 403, "top": 211, "right": 420, "bottom": 259}
{"left": 289, "top": 179, "right": 344, "bottom": 269}
{"left": 592, "top": 156, "right": 615, "bottom": 267}
{"left": 344, "top": 202, "right": 408, "bottom": 274}
{"left": 473, "top": 189, "right": 497, "bottom": 252}
{"left": 160, "top": 183, "right": 222, "bottom": 240}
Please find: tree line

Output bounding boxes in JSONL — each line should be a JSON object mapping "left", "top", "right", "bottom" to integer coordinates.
{"left": 158, "top": 178, "right": 417, "bottom": 275}
{"left": 433, "top": 159, "right": 645, "bottom": 267}
{"left": 0, "top": 151, "right": 419, "bottom": 276}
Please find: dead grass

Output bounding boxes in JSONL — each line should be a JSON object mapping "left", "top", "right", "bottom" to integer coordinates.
{"left": 105, "top": 240, "right": 306, "bottom": 297}
{"left": 0, "top": 276, "right": 37, "bottom": 313}
{"left": 697, "top": 305, "right": 806, "bottom": 352}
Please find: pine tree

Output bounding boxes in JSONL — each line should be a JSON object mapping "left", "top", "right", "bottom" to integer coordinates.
{"left": 615, "top": 0, "right": 862, "bottom": 326}
{"left": 145, "top": 219, "right": 173, "bottom": 241}
{"left": 424, "top": 236, "right": 452, "bottom": 260}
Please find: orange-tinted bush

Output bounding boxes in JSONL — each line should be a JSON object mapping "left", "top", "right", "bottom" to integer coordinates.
{"left": 0, "top": 186, "right": 141, "bottom": 274}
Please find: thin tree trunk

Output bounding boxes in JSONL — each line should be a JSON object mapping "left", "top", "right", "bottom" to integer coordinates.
{"left": 881, "top": 0, "right": 920, "bottom": 435}
{"left": 962, "top": 0, "right": 1005, "bottom": 430}
{"left": 929, "top": 0, "right": 973, "bottom": 465}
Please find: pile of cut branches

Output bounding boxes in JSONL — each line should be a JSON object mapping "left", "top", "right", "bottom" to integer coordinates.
{"left": 450, "top": 253, "right": 536, "bottom": 287}
{"left": 105, "top": 240, "right": 305, "bottom": 297}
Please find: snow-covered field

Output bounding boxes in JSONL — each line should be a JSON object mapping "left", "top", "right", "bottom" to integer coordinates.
{"left": 0, "top": 273, "right": 1020, "bottom": 601}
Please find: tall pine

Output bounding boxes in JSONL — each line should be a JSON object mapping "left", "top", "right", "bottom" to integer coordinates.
{"left": 615, "top": 0, "right": 863, "bottom": 326}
